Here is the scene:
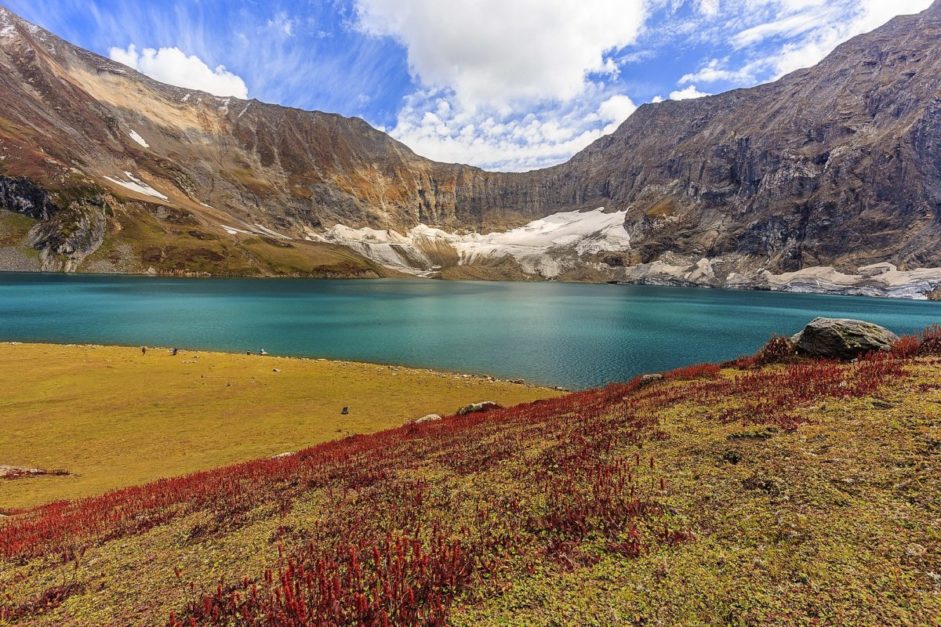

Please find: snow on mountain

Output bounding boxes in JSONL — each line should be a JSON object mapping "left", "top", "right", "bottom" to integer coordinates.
{"left": 318, "top": 208, "right": 630, "bottom": 278}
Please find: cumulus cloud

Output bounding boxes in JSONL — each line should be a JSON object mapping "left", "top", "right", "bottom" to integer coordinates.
{"left": 108, "top": 44, "right": 249, "bottom": 99}
{"left": 354, "top": 0, "right": 647, "bottom": 108}
{"left": 668, "top": 85, "right": 710, "bottom": 100}
{"left": 353, "top": 0, "right": 647, "bottom": 171}
{"left": 388, "top": 87, "right": 637, "bottom": 172}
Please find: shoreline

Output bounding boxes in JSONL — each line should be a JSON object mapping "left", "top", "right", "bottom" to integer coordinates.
{"left": 0, "top": 340, "right": 565, "bottom": 392}
{"left": 3, "top": 266, "right": 941, "bottom": 302}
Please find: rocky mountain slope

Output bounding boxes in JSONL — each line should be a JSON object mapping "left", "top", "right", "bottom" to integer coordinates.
{"left": 0, "top": 4, "right": 939, "bottom": 294}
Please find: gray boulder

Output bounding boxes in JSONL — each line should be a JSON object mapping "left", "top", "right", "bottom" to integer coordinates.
{"left": 413, "top": 413, "right": 443, "bottom": 425}
{"left": 791, "top": 318, "right": 899, "bottom": 360}
{"left": 457, "top": 401, "right": 502, "bottom": 416}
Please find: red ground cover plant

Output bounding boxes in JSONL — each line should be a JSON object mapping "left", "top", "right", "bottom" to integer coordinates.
{"left": 2, "top": 327, "right": 933, "bottom": 624}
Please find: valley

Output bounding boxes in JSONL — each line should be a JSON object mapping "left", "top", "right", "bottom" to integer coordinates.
{"left": 0, "top": 4, "right": 940, "bottom": 296}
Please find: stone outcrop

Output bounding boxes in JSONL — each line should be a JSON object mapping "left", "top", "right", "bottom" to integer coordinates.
{"left": 791, "top": 318, "right": 900, "bottom": 359}
{"left": 0, "top": 176, "right": 109, "bottom": 270}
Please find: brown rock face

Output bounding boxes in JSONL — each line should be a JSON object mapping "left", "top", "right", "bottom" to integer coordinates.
{"left": 0, "top": 3, "right": 939, "bottom": 280}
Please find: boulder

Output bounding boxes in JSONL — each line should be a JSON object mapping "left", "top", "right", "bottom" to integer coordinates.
{"left": 457, "top": 401, "right": 502, "bottom": 416}
{"left": 413, "top": 413, "right": 443, "bottom": 425}
{"left": 791, "top": 318, "right": 899, "bottom": 360}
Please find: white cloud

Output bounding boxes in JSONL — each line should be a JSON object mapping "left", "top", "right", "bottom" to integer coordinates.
{"left": 680, "top": 58, "right": 753, "bottom": 84}
{"left": 672, "top": 0, "right": 933, "bottom": 91}
{"left": 388, "top": 87, "right": 637, "bottom": 172}
{"left": 597, "top": 94, "right": 637, "bottom": 133}
{"left": 266, "top": 12, "right": 296, "bottom": 38}
{"left": 354, "top": 0, "right": 647, "bottom": 171}
{"left": 108, "top": 44, "right": 249, "bottom": 99}
{"left": 354, "top": 0, "right": 647, "bottom": 108}
{"left": 668, "top": 85, "right": 710, "bottom": 100}
{"left": 697, "top": 0, "right": 720, "bottom": 16}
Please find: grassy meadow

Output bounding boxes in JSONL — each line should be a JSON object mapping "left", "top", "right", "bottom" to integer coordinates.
{"left": 0, "top": 343, "right": 558, "bottom": 509}
{"left": 3, "top": 343, "right": 941, "bottom": 623}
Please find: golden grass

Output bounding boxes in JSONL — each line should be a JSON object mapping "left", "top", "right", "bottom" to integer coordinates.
{"left": 0, "top": 343, "right": 558, "bottom": 509}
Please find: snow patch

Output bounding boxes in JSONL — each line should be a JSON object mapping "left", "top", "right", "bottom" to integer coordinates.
{"left": 222, "top": 225, "right": 252, "bottom": 236}
{"left": 0, "top": 10, "right": 17, "bottom": 39}
{"left": 128, "top": 130, "right": 149, "bottom": 148}
{"left": 104, "top": 172, "right": 168, "bottom": 200}
{"left": 253, "top": 223, "right": 291, "bottom": 240}
{"left": 321, "top": 208, "right": 630, "bottom": 278}
{"left": 219, "top": 222, "right": 291, "bottom": 239}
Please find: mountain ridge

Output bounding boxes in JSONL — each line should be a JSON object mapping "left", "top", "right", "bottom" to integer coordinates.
{"left": 0, "top": 4, "right": 940, "bottom": 295}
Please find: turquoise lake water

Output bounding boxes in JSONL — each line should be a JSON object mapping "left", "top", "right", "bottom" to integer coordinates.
{"left": 1, "top": 273, "right": 940, "bottom": 389}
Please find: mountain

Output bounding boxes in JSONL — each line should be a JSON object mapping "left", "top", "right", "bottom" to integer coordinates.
{"left": 0, "top": 4, "right": 940, "bottom": 295}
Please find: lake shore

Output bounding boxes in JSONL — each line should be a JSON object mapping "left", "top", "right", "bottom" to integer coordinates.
{"left": 0, "top": 342, "right": 560, "bottom": 510}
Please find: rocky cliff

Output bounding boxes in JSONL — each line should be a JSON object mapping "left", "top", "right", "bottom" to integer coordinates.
{"left": 0, "top": 4, "right": 940, "bottom": 295}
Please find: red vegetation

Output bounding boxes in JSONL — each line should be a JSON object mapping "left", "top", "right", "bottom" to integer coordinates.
{"left": 3, "top": 327, "right": 936, "bottom": 623}
{"left": 664, "top": 363, "right": 722, "bottom": 380}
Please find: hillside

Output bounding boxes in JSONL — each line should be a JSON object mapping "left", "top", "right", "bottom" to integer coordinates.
{"left": 3, "top": 329, "right": 941, "bottom": 624}
{"left": 0, "top": 4, "right": 941, "bottom": 293}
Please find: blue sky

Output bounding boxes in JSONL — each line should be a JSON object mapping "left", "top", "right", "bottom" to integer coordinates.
{"left": 5, "top": 0, "right": 934, "bottom": 171}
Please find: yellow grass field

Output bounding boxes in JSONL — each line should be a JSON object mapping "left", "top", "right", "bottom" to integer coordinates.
{"left": 0, "top": 343, "right": 559, "bottom": 509}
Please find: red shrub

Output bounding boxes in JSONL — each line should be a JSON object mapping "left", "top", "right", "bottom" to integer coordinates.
{"left": 664, "top": 363, "right": 722, "bottom": 380}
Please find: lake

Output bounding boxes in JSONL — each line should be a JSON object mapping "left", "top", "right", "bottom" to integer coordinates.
{"left": 1, "top": 273, "right": 939, "bottom": 389}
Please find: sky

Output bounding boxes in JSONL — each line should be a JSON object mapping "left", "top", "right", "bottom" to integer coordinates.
{"left": 5, "top": 0, "right": 934, "bottom": 172}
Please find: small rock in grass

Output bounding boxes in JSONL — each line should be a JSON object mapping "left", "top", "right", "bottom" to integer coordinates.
{"left": 272, "top": 368, "right": 281, "bottom": 373}
{"left": 412, "top": 413, "right": 443, "bottom": 425}
{"left": 0, "top": 465, "right": 69, "bottom": 480}
{"left": 457, "top": 401, "right": 502, "bottom": 416}
{"left": 906, "top": 543, "right": 927, "bottom": 557}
